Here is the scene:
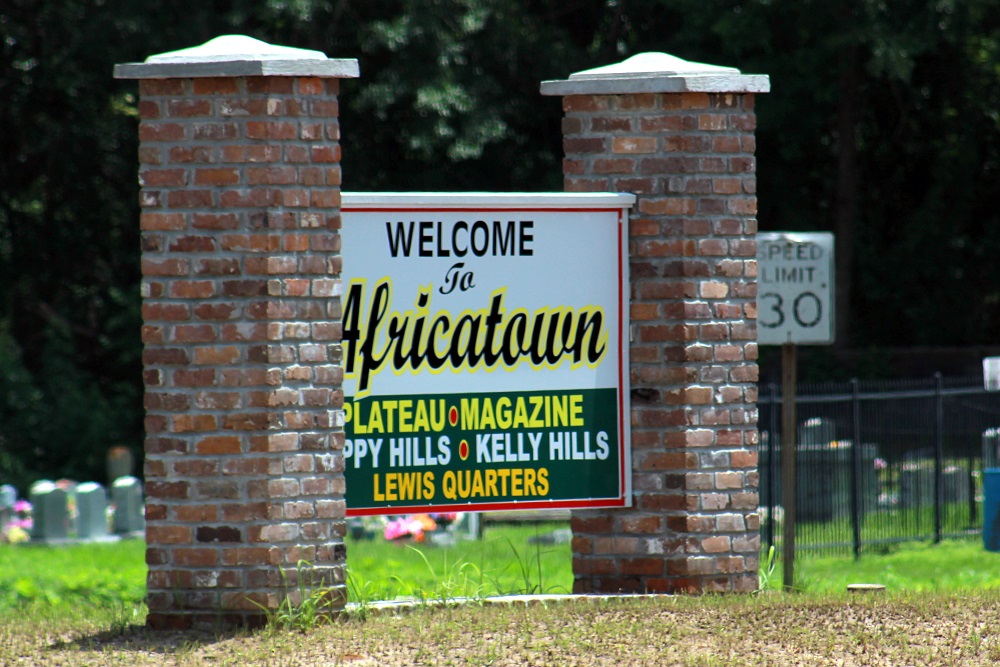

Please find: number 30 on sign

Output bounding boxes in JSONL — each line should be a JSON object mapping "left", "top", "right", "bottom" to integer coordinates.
{"left": 756, "top": 232, "right": 835, "bottom": 346}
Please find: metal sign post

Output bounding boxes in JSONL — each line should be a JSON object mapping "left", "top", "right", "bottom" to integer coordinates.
{"left": 781, "top": 342, "right": 796, "bottom": 591}
{"left": 758, "top": 232, "right": 835, "bottom": 591}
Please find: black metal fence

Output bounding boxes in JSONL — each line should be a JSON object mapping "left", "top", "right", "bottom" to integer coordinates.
{"left": 758, "top": 375, "right": 1000, "bottom": 556}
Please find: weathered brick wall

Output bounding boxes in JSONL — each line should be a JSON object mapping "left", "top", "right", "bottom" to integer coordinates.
{"left": 137, "top": 75, "right": 346, "bottom": 629}
{"left": 562, "top": 92, "right": 760, "bottom": 593}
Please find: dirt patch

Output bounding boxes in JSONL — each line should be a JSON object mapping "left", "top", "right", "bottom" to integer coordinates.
{"left": 20, "top": 592, "right": 1000, "bottom": 666}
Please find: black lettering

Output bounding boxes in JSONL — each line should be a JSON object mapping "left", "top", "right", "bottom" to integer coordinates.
{"left": 418, "top": 221, "right": 433, "bottom": 257}
{"left": 435, "top": 221, "right": 450, "bottom": 257}
{"left": 493, "top": 220, "right": 515, "bottom": 256}
{"left": 342, "top": 282, "right": 363, "bottom": 372}
{"left": 357, "top": 282, "right": 391, "bottom": 392}
{"left": 452, "top": 221, "right": 468, "bottom": 257}
{"left": 760, "top": 292, "right": 784, "bottom": 328}
{"left": 520, "top": 221, "right": 534, "bottom": 256}
{"left": 793, "top": 292, "right": 822, "bottom": 327}
{"left": 385, "top": 222, "right": 414, "bottom": 257}
{"left": 471, "top": 221, "right": 489, "bottom": 256}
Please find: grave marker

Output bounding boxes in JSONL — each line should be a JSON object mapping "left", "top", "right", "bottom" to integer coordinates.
{"left": 0, "top": 484, "right": 16, "bottom": 534}
{"left": 76, "top": 482, "right": 113, "bottom": 540}
{"left": 106, "top": 447, "right": 134, "bottom": 485}
{"left": 112, "top": 476, "right": 144, "bottom": 535}
{"left": 29, "top": 481, "right": 69, "bottom": 542}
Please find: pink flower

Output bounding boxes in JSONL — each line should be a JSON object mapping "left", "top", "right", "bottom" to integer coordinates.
{"left": 13, "top": 500, "right": 31, "bottom": 514}
{"left": 382, "top": 515, "right": 436, "bottom": 541}
{"left": 383, "top": 518, "right": 411, "bottom": 541}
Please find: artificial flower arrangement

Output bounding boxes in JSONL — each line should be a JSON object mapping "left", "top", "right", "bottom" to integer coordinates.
{"left": 382, "top": 512, "right": 459, "bottom": 542}
{"left": 2, "top": 500, "right": 32, "bottom": 544}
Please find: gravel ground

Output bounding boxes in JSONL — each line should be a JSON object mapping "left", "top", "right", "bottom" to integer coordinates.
{"left": 8, "top": 592, "right": 1000, "bottom": 666}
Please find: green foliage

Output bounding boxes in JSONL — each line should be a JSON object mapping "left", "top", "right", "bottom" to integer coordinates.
{"left": 2, "top": 0, "right": 1000, "bottom": 482}
{"left": 0, "top": 321, "right": 139, "bottom": 489}
{"left": 758, "top": 545, "right": 778, "bottom": 592}
{"left": 257, "top": 560, "right": 339, "bottom": 634}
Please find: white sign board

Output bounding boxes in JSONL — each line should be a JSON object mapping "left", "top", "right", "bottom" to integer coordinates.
{"left": 340, "top": 192, "right": 634, "bottom": 516}
{"left": 757, "top": 232, "right": 835, "bottom": 345}
{"left": 985, "top": 357, "right": 1000, "bottom": 392}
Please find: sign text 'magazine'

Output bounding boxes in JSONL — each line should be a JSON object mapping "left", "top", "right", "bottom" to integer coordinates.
{"left": 341, "top": 194, "right": 634, "bottom": 515}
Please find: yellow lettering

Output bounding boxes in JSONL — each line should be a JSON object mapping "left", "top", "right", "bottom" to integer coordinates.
{"left": 343, "top": 280, "right": 608, "bottom": 397}
{"left": 399, "top": 471, "right": 418, "bottom": 500}
{"left": 461, "top": 398, "right": 479, "bottom": 430}
{"left": 381, "top": 400, "right": 397, "bottom": 432}
{"left": 513, "top": 397, "right": 530, "bottom": 428}
{"left": 552, "top": 395, "right": 568, "bottom": 426}
{"left": 368, "top": 401, "right": 384, "bottom": 433}
{"left": 537, "top": 468, "right": 549, "bottom": 496}
{"left": 528, "top": 396, "right": 544, "bottom": 428}
{"left": 442, "top": 471, "right": 457, "bottom": 500}
{"left": 414, "top": 401, "right": 429, "bottom": 431}
{"left": 480, "top": 399, "right": 496, "bottom": 429}
{"left": 570, "top": 394, "right": 584, "bottom": 427}
{"left": 398, "top": 400, "right": 412, "bottom": 431}
{"left": 523, "top": 468, "right": 537, "bottom": 495}
{"left": 496, "top": 396, "right": 512, "bottom": 429}
{"left": 498, "top": 468, "right": 511, "bottom": 495}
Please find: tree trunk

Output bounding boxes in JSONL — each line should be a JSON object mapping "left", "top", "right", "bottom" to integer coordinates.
{"left": 834, "top": 43, "right": 860, "bottom": 350}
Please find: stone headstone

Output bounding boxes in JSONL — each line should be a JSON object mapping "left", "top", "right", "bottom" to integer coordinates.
{"left": 899, "top": 467, "right": 933, "bottom": 509}
{"left": 0, "top": 484, "right": 16, "bottom": 534}
{"left": 75, "top": 482, "right": 111, "bottom": 540}
{"left": 0, "top": 485, "right": 16, "bottom": 509}
{"left": 112, "top": 476, "right": 144, "bottom": 535}
{"left": 30, "top": 479, "right": 53, "bottom": 494}
{"left": 29, "top": 481, "right": 70, "bottom": 542}
{"left": 984, "top": 428, "right": 1000, "bottom": 470}
{"left": 106, "top": 446, "right": 134, "bottom": 484}
{"left": 799, "top": 417, "right": 836, "bottom": 446}
{"left": 456, "top": 512, "right": 483, "bottom": 540}
{"left": 899, "top": 465, "right": 969, "bottom": 509}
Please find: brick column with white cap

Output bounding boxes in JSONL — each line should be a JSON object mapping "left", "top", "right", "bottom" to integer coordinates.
{"left": 542, "top": 53, "right": 769, "bottom": 593}
{"left": 115, "top": 36, "right": 358, "bottom": 629}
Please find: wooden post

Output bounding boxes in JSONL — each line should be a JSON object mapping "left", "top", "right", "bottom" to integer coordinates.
{"left": 781, "top": 342, "right": 797, "bottom": 591}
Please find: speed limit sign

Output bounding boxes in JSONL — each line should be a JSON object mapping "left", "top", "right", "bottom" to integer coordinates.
{"left": 757, "top": 232, "right": 835, "bottom": 345}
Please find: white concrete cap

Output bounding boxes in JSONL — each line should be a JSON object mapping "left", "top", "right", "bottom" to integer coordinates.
{"left": 114, "top": 34, "right": 359, "bottom": 79}
{"left": 541, "top": 52, "right": 768, "bottom": 95}
{"left": 146, "top": 35, "right": 328, "bottom": 63}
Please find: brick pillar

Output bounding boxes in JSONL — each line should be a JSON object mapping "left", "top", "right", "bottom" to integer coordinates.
{"left": 542, "top": 53, "right": 769, "bottom": 593}
{"left": 115, "top": 36, "right": 359, "bottom": 629}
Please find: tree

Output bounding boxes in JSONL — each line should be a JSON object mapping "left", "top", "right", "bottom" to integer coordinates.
{"left": 1, "top": 0, "right": 998, "bottom": 486}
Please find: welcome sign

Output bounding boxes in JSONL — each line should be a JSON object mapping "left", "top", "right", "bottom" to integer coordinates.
{"left": 340, "top": 193, "right": 634, "bottom": 515}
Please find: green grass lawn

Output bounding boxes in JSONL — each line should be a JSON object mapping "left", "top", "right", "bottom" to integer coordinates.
{"left": 346, "top": 522, "right": 573, "bottom": 602}
{"left": 4, "top": 530, "right": 1000, "bottom": 665}
{"left": 780, "top": 538, "right": 1000, "bottom": 593}
{"left": 0, "top": 538, "right": 146, "bottom": 610}
{"left": 2, "top": 525, "right": 999, "bottom": 616}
